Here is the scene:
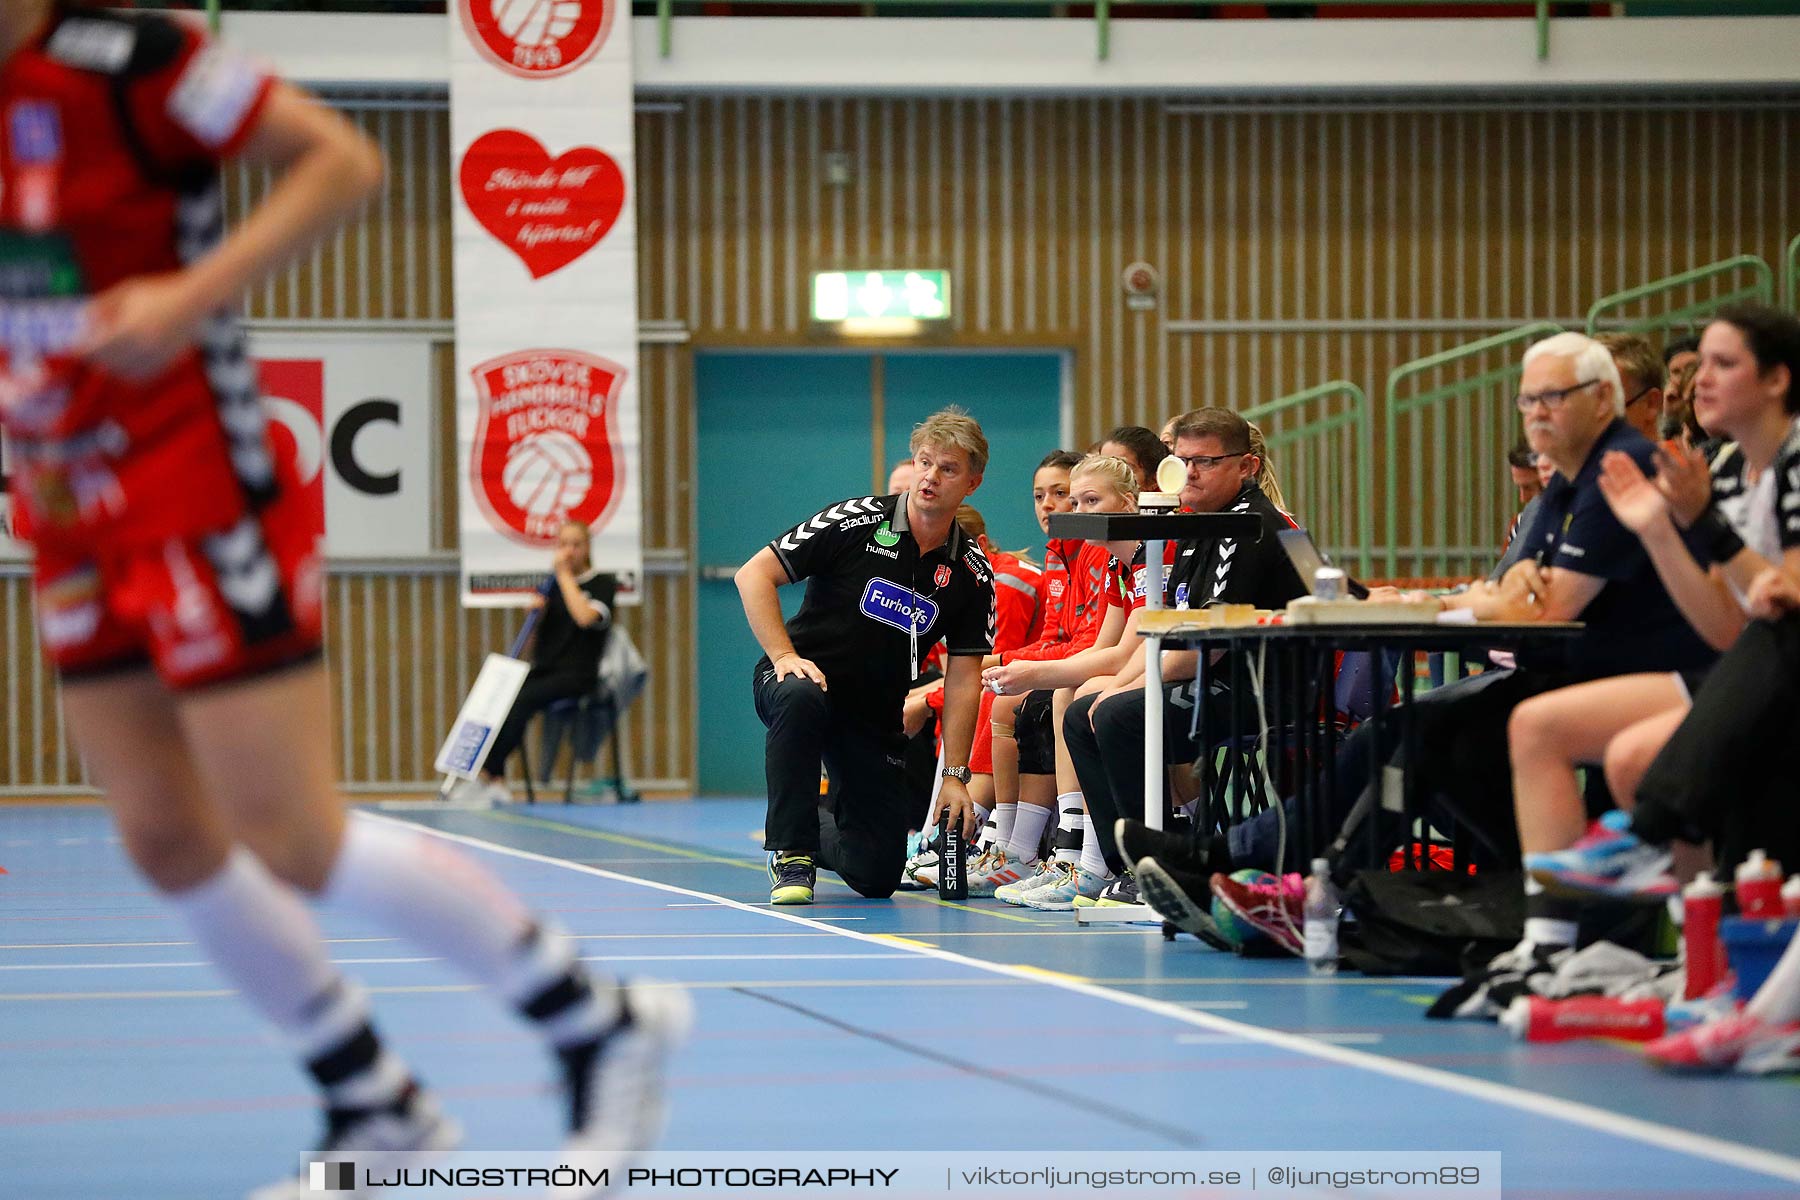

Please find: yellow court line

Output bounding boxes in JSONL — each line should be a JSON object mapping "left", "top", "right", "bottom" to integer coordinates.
{"left": 1007, "top": 962, "right": 1090, "bottom": 985}
{"left": 867, "top": 933, "right": 939, "bottom": 950}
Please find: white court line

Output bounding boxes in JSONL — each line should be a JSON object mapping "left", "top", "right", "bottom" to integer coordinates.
{"left": 0, "top": 952, "right": 914, "bottom": 971}
{"left": 383, "top": 811, "right": 1800, "bottom": 1187}
{"left": 0, "top": 933, "right": 843, "bottom": 951}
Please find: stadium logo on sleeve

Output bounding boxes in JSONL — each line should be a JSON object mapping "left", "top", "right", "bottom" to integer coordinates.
{"left": 469, "top": 349, "right": 626, "bottom": 547}
{"left": 860, "top": 579, "right": 938, "bottom": 636}
{"left": 458, "top": 0, "right": 616, "bottom": 79}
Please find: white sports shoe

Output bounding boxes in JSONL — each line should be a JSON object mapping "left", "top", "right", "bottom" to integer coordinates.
{"left": 997, "top": 859, "right": 1071, "bottom": 906}
{"left": 247, "top": 1085, "right": 461, "bottom": 1200}
{"left": 554, "top": 980, "right": 694, "bottom": 1197}
{"left": 1023, "top": 866, "right": 1086, "bottom": 911}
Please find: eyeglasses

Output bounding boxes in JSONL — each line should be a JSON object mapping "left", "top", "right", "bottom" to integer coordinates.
{"left": 1624, "top": 384, "right": 1660, "bottom": 409}
{"left": 1175, "top": 450, "right": 1249, "bottom": 471}
{"left": 1515, "top": 379, "right": 1601, "bottom": 413}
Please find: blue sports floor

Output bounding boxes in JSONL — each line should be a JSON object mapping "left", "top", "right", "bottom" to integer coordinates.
{"left": 1, "top": 798, "right": 1796, "bottom": 1198}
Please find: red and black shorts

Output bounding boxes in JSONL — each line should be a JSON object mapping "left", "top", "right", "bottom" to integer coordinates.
{"left": 31, "top": 486, "right": 323, "bottom": 693}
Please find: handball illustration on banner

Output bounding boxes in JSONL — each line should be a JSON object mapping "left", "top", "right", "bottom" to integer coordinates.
{"left": 458, "top": 129, "right": 626, "bottom": 279}
{"left": 458, "top": 0, "right": 618, "bottom": 78}
{"left": 469, "top": 349, "right": 627, "bottom": 546}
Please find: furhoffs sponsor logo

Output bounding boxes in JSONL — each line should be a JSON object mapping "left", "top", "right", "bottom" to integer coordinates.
{"left": 860, "top": 579, "right": 938, "bottom": 636}
{"left": 469, "top": 349, "right": 626, "bottom": 547}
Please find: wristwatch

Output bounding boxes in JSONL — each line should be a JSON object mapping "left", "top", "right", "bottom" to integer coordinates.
{"left": 940, "top": 765, "right": 971, "bottom": 784}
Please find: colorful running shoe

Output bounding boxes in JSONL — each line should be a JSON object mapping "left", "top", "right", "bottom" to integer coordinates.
{"left": 997, "top": 859, "right": 1069, "bottom": 905}
{"left": 1526, "top": 810, "right": 1677, "bottom": 900}
{"left": 1207, "top": 871, "right": 1304, "bottom": 955}
{"left": 1644, "top": 1010, "right": 1800, "bottom": 1075}
{"left": 768, "top": 852, "right": 816, "bottom": 905}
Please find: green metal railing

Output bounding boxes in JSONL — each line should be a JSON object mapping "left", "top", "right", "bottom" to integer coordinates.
{"left": 1241, "top": 382, "right": 1372, "bottom": 576}
{"left": 1585, "top": 255, "right": 1775, "bottom": 340}
{"left": 646, "top": 0, "right": 1786, "bottom": 64}
{"left": 1788, "top": 233, "right": 1800, "bottom": 312}
{"left": 1384, "top": 323, "right": 1561, "bottom": 579}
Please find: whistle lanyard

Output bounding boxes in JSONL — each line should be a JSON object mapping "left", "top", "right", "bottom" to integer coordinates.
{"left": 905, "top": 537, "right": 948, "bottom": 682}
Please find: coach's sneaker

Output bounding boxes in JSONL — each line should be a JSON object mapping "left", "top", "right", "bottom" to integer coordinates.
{"left": 1114, "top": 817, "right": 1233, "bottom": 878}
{"left": 558, "top": 981, "right": 694, "bottom": 1191}
{"left": 1526, "top": 810, "right": 1676, "bottom": 900}
{"left": 768, "top": 852, "right": 816, "bottom": 905}
{"left": 249, "top": 1083, "right": 461, "bottom": 1200}
{"left": 1644, "top": 1009, "right": 1800, "bottom": 1075}
{"left": 967, "top": 849, "right": 1029, "bottom": 898}
{"left": 997, "top": 859, "right": 1068, "bottom": 905}
{"left": 1208, "top": 871, "right": 1304, "bottom": 955}
{"left": 901, "top": 828, "right": 941, "bottom": 889}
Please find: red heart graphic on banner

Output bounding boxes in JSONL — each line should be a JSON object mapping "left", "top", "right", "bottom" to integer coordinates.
{"left": 458, "top": 129, "right": 625, "bottom": 280}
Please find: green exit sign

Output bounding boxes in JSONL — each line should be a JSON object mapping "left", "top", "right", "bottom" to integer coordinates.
{"left": 811, "top": 270, "right": 952, "bottom": 323}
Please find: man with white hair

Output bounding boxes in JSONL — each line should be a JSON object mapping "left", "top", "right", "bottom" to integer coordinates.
{"left": 1148, "top": 333, "right": 1713, "bottom": 970}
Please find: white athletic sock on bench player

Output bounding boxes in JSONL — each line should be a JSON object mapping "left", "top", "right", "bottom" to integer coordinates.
{"left": 1004, "top": 802, "right": 1052, "bottom": 867}
{"left": 321, "top": 815, "right": 619, "bottom": 1049}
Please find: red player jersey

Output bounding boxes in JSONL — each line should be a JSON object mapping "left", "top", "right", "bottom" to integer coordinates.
{"left": 984, "top": 546, "right": 1041, "bottom": 656}
{"left": 998, "top": 537, "right": 1111, "bottom": 664}
{"left": 0, "top": 9, "right": 278, "bottom": 553}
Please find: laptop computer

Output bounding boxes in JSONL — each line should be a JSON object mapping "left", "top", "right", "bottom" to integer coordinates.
{"left": 1277, "top": 526, "right": 1333, "bottom": 595}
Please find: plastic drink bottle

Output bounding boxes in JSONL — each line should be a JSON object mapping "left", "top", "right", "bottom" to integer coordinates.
{"left": 1303, "top": 858, "right": 1342, "bottom": 977}
{"left": 1682, "top": 871, "right": 1727, "bottom": 1000}
{"left": 1500, "top": 995, "right": 1666, "bottom": 1043}
{"left": 1735, "top": 850, "right": 1784, "bottom": 918}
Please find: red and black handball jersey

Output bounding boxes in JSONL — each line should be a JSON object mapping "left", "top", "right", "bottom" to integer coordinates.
{"left": 0, "top": 8, "right": 278, "bottom": 553}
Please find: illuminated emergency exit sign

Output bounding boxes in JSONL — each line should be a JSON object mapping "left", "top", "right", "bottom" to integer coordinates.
{"left": 811, "top": 270, "right": 952, "bottom": 323}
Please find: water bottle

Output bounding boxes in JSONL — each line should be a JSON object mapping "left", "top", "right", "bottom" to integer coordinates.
{"left": 1681, "top": 871, "right": 1726, "bottom": 1001}
{"left": 1735, "top": 849, "right": 1784, "bottom": 918}
{"left": 938, "top": 808, "right": 968, "bottom": 902}
{"left": 1500, "top": 995, "right": 1666, "bottom": 1044}
{"left": 1303, "top": 858, "right": 1341, "bottom": 976}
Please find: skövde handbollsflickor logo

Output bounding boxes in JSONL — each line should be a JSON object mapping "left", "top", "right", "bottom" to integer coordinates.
{"left": 469, "top": 349, "right": 626, "bottom": 547}
{"left": 459, "top": 0, "right": 616, "bottom": 78}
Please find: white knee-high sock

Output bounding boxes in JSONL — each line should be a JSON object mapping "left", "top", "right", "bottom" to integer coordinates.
{"left": 1005, "top": 803, "right": 1053, "bottom": 866}
{"left": 322, "top": 816, "right": 617, "bottom": 1045}
{"left": 167, "top": 847, "right": 408, "bottom": 1108}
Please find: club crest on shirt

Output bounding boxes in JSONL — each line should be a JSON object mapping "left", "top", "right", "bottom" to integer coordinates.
{"left": 934, "top": 564, "right": 951, "bottom": 589}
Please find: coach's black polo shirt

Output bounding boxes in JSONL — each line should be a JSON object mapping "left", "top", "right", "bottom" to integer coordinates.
{"left": 767, "top": 492, "right": 996, "bottom": 734}
{"left": 1518, "top": 419, "right": 1714, "bottom": 679}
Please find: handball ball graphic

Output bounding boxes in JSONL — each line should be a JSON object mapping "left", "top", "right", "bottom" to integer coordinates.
{"left": 492, "top": 0, "right": 582, "bottom": 46}
{"left": 503, "top": 430, "right": 593, "bottom": 521}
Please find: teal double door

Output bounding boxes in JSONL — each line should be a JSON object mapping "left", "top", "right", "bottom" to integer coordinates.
{"left": 695, "top": 350, "right": 1068, "bottom": 796}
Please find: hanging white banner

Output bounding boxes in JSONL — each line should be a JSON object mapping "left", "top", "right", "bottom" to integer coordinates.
{"left": 1, "top": 334, "right": 435, "bottom": 563}
{"left": 448, "top": 0, "right": 641, "bottom": 608}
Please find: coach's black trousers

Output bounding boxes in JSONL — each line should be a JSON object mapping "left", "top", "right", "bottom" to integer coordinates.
{"left": 753, "top": 661, "right": 909, "bottom": 898}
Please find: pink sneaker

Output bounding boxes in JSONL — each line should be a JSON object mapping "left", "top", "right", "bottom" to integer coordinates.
{"left": 1644, "top": 1010, "right": 1800, "bottom": 1075}
{"left": 1209, "top": 871, "right": 1305, "bottom": 955}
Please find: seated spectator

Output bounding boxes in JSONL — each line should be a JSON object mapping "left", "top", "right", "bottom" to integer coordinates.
{"left": 451, "top": 520, "right": 616, "bottom": 805}
{"left": 888, "top": 457, "right": 917, "bottom": 495}
{"left": 1498, "top": 443, "right": 1552, "bottom": 569}
{"left": 1664, "top": 333, "right": 1700, "bottom": 381}
{"left": 1526, "top": 306, "right": 1800, "bottom": 910}
{"left": 1598, "top": 332, "right": 1667, "bottom": 442}
{"left": 1127, "top": 333, "right": 1719, "bottom": 960}
{"left": 1505, "top": 307, "right": 1800, "bottom": 965}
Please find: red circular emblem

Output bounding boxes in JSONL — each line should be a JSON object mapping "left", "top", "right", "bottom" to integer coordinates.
{"left": 935, "top": 565, "right": 952, "bottom": 589}
{"left": 459, "top": 0, "right": 615, "bottom": 79}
